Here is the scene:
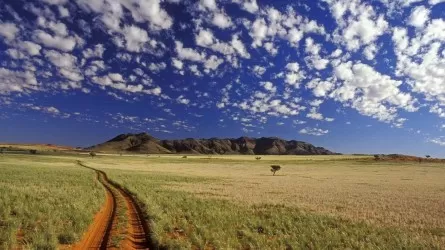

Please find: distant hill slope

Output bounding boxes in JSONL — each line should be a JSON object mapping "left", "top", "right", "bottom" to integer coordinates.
{"left": 88, "top": 133, "right": 336, "bottom": 155}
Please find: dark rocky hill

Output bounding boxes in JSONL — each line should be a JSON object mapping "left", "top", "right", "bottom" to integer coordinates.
{"left": 88, "top": 133, "right": 336, "bottom": 155}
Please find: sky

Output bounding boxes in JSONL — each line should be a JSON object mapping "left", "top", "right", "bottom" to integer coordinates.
{"left": 0, "top": 0, "right": 445, "bottom": 156}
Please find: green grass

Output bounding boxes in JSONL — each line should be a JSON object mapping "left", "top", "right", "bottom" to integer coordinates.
{"left": 105, "top": 170, "right": 440, "bottom": 249}
{"left": 0, "top": 155, "right": 103, "bottom": 249}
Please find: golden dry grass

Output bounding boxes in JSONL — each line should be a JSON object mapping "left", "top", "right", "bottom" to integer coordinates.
{"left": 84, "top": 155, "right": 445, "bottom": 245}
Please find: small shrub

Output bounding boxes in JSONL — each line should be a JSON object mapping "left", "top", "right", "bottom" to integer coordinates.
{"left": 255, "top": 157, "right": 262, "bottom": 160}
{"left": 57, "top": 233, "right": 76, "bottom": 244}
{"left": 270, "top": 165, "right": 281, "bottom": 176}
{"left": 29, "top": 150, "right": 37, "bottom": 154}
{"left": 182, "top": 156, "right": 187, "bottom": 159}
{"left": 89, "top": 152, "right": 96, "bottom": 158}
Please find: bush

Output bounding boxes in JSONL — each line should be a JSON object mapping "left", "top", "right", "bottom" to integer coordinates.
{"left": 270, "top": 165, "right": 281, "bottom": 176}
{"left": 29, "top": 150, "right": 37, "bottom": 154}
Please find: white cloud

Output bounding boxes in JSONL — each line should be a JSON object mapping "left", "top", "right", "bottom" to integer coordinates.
{"left": 284, "top": 62, "right": 304, "bottom": 88}
{"left": 409, "top": 6, "right": 430, "bottom": 28}
{"left": 199, "top": 0, "right": 217, "bottom": 10}
{"left": 177, "top": 95, "right": 190, "bottom": 105}
{"left": 326, "top": 0, "right": 388, "bottom": 51}
{"left": 363, "top": 44, "right": 378, "bottom": 60}
{"left": 83, "top": 44, "right": 105, "bottom": 59}
{"left": 175, "top": 41, "right": 206, "bottom": 62}
{"left": 212, "top": 12, "right": 233, "bottom": 29}
{"left": 172, "top": 58, "right": 184, "bottom": 70}
{"left": 19, "top": 41, "right": 42, "bottom": 56}
{"left": 7, "top": 49, "right": 26, "bottom": 60}
{"left": 33, "top": 30, "right": 76, "bottom": 52}
{"left": 0, "top": 68, "right": 39, "bottom": 94}
{"left": 108, "top": 73, "right": 124, "bottom": 82}
{"left": 41, "top": 0, "right": 68, "bottom": 5}
{"left": 331, "top": 61, "right": 417, "bottom": 122}
{"left": 58, "top": 6, "right": 70, "bottom": 17}
{"left": 231, "top": 35, "right": 250, "bottom": 58}
{"left": 44, "top": 50, "right": 84, "bottom": 82}
{"left": 429, "top": 0, "right": 445, "bottom": 4}
{"left": 148, "top": 62, "right": 167, "bottom": 73}
{"left": 253, "top": 65, "right": 266, "bottom": 76}
{"left": 122, "top": 25, "right": 149, "bottom": 52}
{"left": 299, "top": 127, "right": 329, "bottom": 136}
{"left": 429, "top": 137, "right": 445, "bottom": 146}
{"left": 250, "top": 18, "right": 267, "bottom": 47}
{"left": 0, "top": 22, "right": 19, "bottom": 41}
{"left": 306, "top": 107, "right": 324, "bottom": 120}
{"left": 260, "top": 81, "right": 276, "bottom": 93}
{"left": 204, "top": 55, "right": 224, "bottom": 70}
{"left": 233, "top": 0, "right": 259, "bottom": 13}
{"left": 307, "top": 78, "right": 334, "bottom": 97}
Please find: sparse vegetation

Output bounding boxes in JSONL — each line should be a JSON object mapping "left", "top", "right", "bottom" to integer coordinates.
{"left": 374, "top": 154, "right": 380, "bottom": 161}
{"left": 89, "top": 151, "right": 96, "bottom": 158}
{"left": 182, "top": 155, "right": 187, "bottom": 159}
{"left": 255, "top": 156, "right": 261, "bottom": 160}
{"left": 270, "top": 165, "right": 281, "bottom": 176}
{"left": 29, "top": 149, "right": 37, "bottom": 154}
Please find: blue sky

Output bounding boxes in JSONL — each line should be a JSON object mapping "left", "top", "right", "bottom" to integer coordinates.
{"left": 0, "top": 0, "right": 445, "bottom": 156}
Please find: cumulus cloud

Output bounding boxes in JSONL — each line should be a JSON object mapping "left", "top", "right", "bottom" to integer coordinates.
{"left": 45, "top": 50, "right": 84, "bottom": 82}
{"left": 33, "top": 30, "right": 76, "bottom": 52}
{"left": 299, "top": 127, "right": 329, "bottom": 136}
{"left": 408, "top": 6, "right": 430, "bottom": 28}
{"left": 0, "top": 68, "right": 39, "bottom": 94}
{"left": 212, "top": 12, "right": 233, "bottom": 29}
{"left": 233, "top": 0, "right": 259, "bottom": 13}
{"left": 331, "top": 61, "right": 417, "bottom": 122}
{"left": 284, "top": 62, "right": 305, "bottom": 88}
{"left": 0, "top": 22, "right": 19, "bottom": 41}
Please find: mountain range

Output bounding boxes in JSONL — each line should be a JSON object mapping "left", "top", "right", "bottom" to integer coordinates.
{"left": 88, "top": 133, "right": 336, "bottom": 155}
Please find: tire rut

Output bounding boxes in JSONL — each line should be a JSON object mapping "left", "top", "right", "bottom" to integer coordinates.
{"left": 75, "top": 161, "right": 152, "bottom": 250}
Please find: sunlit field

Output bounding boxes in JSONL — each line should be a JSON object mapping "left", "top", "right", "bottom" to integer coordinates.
{"left": 86, "top": 154, "right": 445, "bottom": 248}
{"left": 1, "top": 153, "right": 444, "bottom": 249}
{"left": 0, "top": 155, "right": 103, "bottom": 249}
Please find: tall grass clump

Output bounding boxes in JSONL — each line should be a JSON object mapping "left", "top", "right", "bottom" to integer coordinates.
{"left": 0, "top": 155, "right": 103, "bottom": 249}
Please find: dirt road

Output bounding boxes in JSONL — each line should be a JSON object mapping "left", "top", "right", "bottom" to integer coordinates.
{"left": 74, "top": 161, "right": 152, "bottom": 249}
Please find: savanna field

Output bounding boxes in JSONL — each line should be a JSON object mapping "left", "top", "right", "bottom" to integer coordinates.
{"left": 1, "top": 153, "right": 445, "bottom": 249}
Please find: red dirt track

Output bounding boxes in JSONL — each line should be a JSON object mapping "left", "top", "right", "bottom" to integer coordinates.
{"left": 74, "top": 162, "right": 151, "bottom": 249}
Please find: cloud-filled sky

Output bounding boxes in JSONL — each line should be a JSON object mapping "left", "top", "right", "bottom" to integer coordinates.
{"left": 0, "top": 0, "right": 445, "bottom": 156}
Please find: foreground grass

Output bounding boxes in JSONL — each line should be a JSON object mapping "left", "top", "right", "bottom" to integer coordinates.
{"left": 104, "top": 169, "right": 440, "bottom": 249}
{"left": 0, "top": 155, "right": 103, "bottom": 249}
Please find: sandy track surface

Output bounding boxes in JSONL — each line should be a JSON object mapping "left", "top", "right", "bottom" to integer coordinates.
{"left": 74, "top": 161, "right": 151, "bottom": 249}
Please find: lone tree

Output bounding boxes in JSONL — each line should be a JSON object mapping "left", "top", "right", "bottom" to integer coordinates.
{"left": 270, "top": 165, "right": 281, "bottom": 176}
{"left": 89, "top": 152, "right": 97, "bottom": 158}
{"left": 373, "top": 154, "right": 380, "bottom": 161}
{"left": 426, "top": 155, "right": 431, "bottom": 159}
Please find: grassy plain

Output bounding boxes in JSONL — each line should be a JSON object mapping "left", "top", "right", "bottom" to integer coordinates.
{"left": 84, "top": 154, "right": 445, "bottom": 249}
{"left": 0, "top": 154, "right": 103, "bottom": 249}
{"left": 1, "top": 153, "right": 444, "bottom": 249}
